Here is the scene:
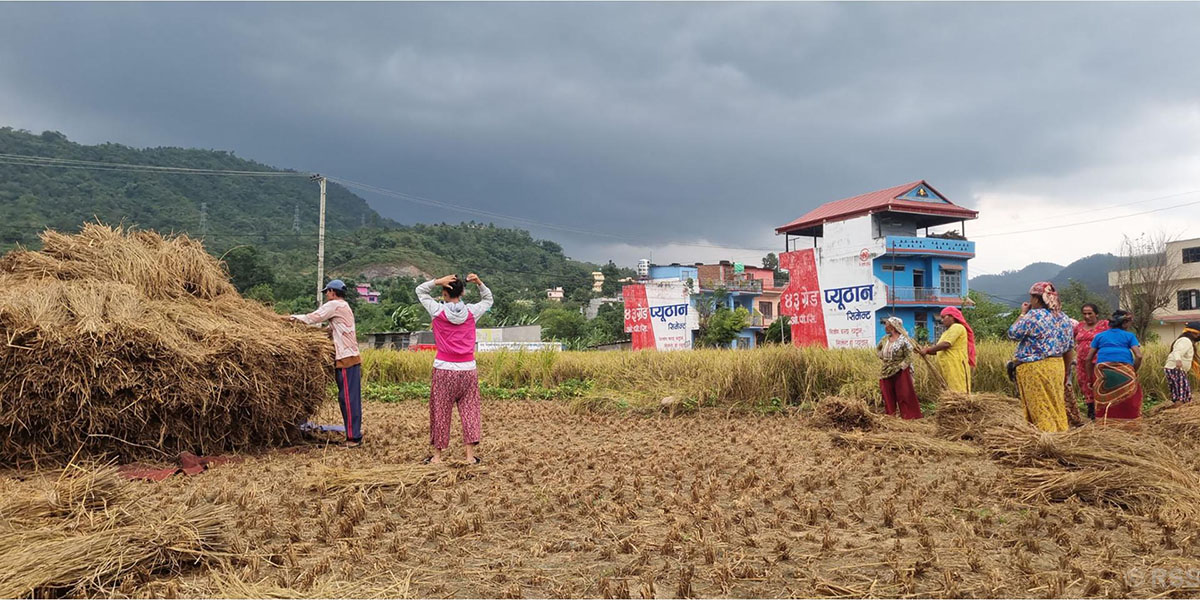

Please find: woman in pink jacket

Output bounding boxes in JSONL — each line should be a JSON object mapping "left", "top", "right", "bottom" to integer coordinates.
{"left": 416, "top": 274, "right": 493, "bottom": 464}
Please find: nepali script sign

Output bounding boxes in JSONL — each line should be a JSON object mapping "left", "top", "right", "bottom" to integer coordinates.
{"left": 779, "top": 248, "right": 885, "bottom": 349}
{"left": 622, "top": 281, "right": 693, "bottom": 351}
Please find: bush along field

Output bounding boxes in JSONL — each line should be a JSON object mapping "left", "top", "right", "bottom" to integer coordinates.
{"left": 361, "top": 342, "right": 1176, "bottom": 414}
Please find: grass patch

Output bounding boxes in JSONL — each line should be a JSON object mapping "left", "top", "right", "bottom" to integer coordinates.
{"left": 360, "top": 342, "right": 1176, "bottom": 413}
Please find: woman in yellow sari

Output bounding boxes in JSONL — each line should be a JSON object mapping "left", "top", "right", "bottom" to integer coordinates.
{"left": 920, "top": 307, "right": 975, "bottom": 393}
{"left": 1007, "top": 282, "right": 1076, "bottom": 432}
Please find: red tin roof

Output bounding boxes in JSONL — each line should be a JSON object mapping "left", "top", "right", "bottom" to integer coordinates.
{"left": 776, "top": 180, "right": 978, "bottom": 236}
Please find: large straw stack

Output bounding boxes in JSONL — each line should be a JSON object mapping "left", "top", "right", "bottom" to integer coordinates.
{"left": 0, "top": 224, "right": 333, "bottom": 464}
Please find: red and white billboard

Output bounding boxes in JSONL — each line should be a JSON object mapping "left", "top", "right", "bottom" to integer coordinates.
{"left": 623, "top": 281, "right": 693, "bottom": 351}
{"left": 779, "top": 248, "right": 884, "bottom": 349}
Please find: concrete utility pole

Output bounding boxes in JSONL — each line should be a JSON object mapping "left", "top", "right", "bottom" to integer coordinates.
{"left": 199, "top": 202, "right": 207, "bottom": 237}
{"left": 293, "top": 205, "right": 300, "bottom": 233}
{"left": 311, "top": 174, "right": 327, "bottom": 307}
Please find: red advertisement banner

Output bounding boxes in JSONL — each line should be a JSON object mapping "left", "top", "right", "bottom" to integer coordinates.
{"left": 622, "top": 284, "right": 656, "bottom": 350}
{"left": 779, "top": 249, "right": 828, "bottom": 348}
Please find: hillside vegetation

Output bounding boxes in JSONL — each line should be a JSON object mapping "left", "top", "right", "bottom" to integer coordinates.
{"left": 0, "top": 127, "right": 632, "bottom": 343}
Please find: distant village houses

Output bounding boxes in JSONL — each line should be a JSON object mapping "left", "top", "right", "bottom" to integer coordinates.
{"left": 622, "top": 180, "right": 980, "bottom": 350}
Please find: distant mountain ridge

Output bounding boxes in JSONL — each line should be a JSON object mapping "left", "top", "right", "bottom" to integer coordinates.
{"left": 970, "top": 254, "right": 1119, "bottom": 307}
{"left": 0, "top": 127, "right": 384, "bottom": 257}
{"left": 0, "top": 126, "right": 611, "bottom": 303}
{"left": 970, "top": 262, "right": 1064, "bottom": 304}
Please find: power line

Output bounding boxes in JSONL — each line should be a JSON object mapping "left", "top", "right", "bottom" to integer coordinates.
{"left": 977, "top": 188, "right": 1200, "bottom": 229}
{"left": 973, "top": 195, "right": 1200, "bottom": 238}
{"left": 0, "top": 152, "right": 305, "bottom": 177}
{"left": 328, "top": 176, "right": 778, "bottom": 254}
{"left": 0, "top": 151, "right": 775, "bottom": 254}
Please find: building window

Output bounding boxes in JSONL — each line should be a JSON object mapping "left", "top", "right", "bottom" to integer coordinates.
{"left": 881, "top": 264, "right": 906, "bottom": 272}
{"left": 759, "top": 301, "right": 773, "bottom": 318}
{"left": 1179, "top": 289, "right": 1200, "bottom": 311}
{"left": 940, "top": 270, "right": 962, "bottom": 296}
{"left": 913, "top": 312, "right": 929, "bottom": 343}
{"left": 1184, "top": 247, "right": 1200, "bottom": 264}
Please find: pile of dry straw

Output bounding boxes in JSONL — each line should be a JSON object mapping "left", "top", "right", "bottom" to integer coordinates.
{"left": 0, "top": 467, "right": 231, "bottom": 597}
{"left": 818, "top": 392, "right": 1200, "bottom": 517}
{"left": 0, "top": 224, "right": 332, "bottom": 464}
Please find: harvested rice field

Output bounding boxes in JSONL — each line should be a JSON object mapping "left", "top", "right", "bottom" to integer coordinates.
{"left": 6, "top": 397, "right": 1200, "bottom": 598}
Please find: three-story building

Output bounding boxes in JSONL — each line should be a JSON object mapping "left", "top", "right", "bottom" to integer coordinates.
{"left": 775, "top": 180, "right": 978, "bottom": 346}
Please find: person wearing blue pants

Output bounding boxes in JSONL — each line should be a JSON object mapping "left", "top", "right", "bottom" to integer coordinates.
{"left": 292, "top": 280, "right": 364, "bottom": 447}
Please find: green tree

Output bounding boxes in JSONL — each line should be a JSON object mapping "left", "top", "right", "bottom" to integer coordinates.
{"left": 390, "top": 304, "right": 430, "bottom": 332}
{"left": 538, "top": 308, "right": 588, "bottom": 340}
{"left": 353, "top": 302, "right": 391, "bottom": 334}
{"left": 245, "top": 283, "right": 275, "bottom": 305}
{"left": 700, "top": 306, "right": 750, "bottom": 348}
{"left": 1058, "top": 279, "right": 1111, "bottom": 321}
{"left": 763, "top": 315, "right": 791, "bottom": 344}
{"left": 762, "top": 252, "right": 788, "bottom": 287}
{"left": 966, "top": 290, "right": 1017, "bottom": 340}
{"left": 600, "top": 260, "right": 622, "bottom": 296}
{"left": 222, "top": 246, "right": 274, "bottom": 292}
{"left": 586, "top": 303, "right": 627, "bottom": 345}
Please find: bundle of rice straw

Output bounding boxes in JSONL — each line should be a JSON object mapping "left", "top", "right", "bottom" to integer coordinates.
{"left": 0, "top": 224, "right": 333, "bottom": 464}
{"left": 1147, "top": 402, "right": 1200, "bottom": 444}
{"left": 810, "top": 396, "right": 879, "bottom": 431}
{"left": 990, "top": 425, "right": 1200, "bottom": 517}
{"left": 933, "top": 392, "right": 1033, "bottom": 441}
{"left": 1009, "top": 467, "right": 1200, "bottom": 516}
{"left": 0, "top": 467, "right": 231, "bottom": 597}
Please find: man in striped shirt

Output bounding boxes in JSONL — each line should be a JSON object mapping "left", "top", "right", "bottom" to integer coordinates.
{"left": 291, "top": 279, "right": 363, "bottom": 448}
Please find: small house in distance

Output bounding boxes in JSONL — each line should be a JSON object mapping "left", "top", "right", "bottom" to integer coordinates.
{"left": 355, "top": 283, "right": 381, "bottom": 304}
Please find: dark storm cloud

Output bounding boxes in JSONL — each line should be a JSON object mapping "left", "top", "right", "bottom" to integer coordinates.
{"left": 1, "top": 2, "right": 1198, "bottom": 263}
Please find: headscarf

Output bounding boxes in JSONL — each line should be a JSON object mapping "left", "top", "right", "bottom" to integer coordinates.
{"left": 1109, "top": 309, "right": 1133, "bottom": 330}
{"left": 1180, "top": 322, "right": 1200, "bottom": 378}
{"left": 884, "top": 316, "right": 907, "bottom": 338}
{"left": 1029, "top": 281, "right": 1061, "bottom": 313}
{"left": 940, "top": 306, "right": 977, "bottom": 367}
{"left": 1183, "top": 321, "right": 1200, "bottom": 337}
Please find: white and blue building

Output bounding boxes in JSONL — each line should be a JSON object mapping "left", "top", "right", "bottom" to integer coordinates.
{"left": 642, "top": 262, "right": 766, "bottom": 349}
{"left": 775, "top": 180, "right": 979, "bottom": 344}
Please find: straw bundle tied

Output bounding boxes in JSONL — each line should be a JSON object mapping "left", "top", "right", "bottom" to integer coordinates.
{"left": 989, "top": 424, "right": 1200, "bottom": 517}
{"left": 933, "top": 392, "right": 1033, "bottom": 441}
{"left": 810, "top": 396, "right": 879, "bottom": 431}
{"left": 1148, "top": 402, "right": 1200, "bottom": 443}
{"left": 0, "top": 467, "right": 232, "bottom": 597}
{"left": 0, "top": 224, "right": 333, "bottom": 464}
{"left": 0, "top": 466, "right": 131, "bottom": 525}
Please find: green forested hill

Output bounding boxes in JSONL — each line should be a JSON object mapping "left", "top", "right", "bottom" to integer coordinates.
{"left": 0, "top": 127, "right": 633, "bottom": 344}
{"left": 0, "top": 127, "right": 382, "bottom": 253}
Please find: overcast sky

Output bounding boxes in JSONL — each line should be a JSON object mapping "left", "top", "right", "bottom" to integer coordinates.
{"left": 2, "top": 2, "right": 1198, "bottom": 275}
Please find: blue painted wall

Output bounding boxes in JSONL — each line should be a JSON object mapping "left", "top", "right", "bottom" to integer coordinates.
{"left": 645, "top": 265, "right": 762, "bottom": 349}
{"left": 872, "top": 252, "right": 970, "bottom": 344}
{"left": 648, "top": 265, "right": 698, "bottom": 282}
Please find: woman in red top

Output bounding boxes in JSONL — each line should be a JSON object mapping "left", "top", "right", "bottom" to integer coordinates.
{"left": 1073, "top": 303, "right": 1108, "bottom": 420}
